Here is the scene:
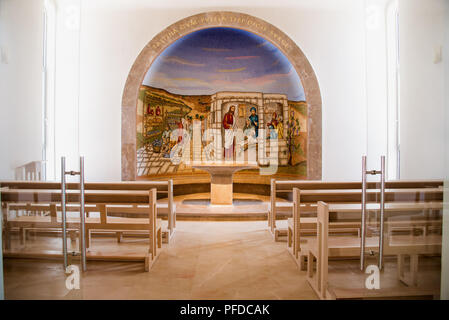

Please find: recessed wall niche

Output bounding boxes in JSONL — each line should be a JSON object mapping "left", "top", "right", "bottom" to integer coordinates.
{"left": 121, "top": 11, "right": 322, "bottom": 181}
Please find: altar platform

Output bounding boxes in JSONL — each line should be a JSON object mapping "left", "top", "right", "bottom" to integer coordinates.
{"left": 174, "top": 193, "right": 273, "bottom": 220}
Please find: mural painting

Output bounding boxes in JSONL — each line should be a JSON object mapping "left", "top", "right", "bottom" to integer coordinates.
{"left": 137, "top": 27, "right": 308, "bottom": 178}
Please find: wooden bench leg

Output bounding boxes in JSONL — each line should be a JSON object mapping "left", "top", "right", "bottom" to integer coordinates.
{"left": 166, "top": 230, "right": 171, "bottom": 244}
{"left": 85, "top": 229, "right": 91, "bottom": 249}
{"left": 19, "top": 227, "right": 25, "bottom": 245}
{"left": 4, "top": 224, "right": 11, "bottom": 250}
{"left": 398, "top": 254, "right": 419, "bottom": 287}
{"left": 287, "top": 227, "right": 292, "bottom": 248}
{"left": 268, "top": 211, "right": 271, "bottom": 228}
{"left": 144, "top": 253, "right": 151, "bottom": 272}
{"left": 397, "top": 254, "right": 405, "bottom": 280}
{"left": 410, "top": 254, "right": 419, "bottom": 287}
{"left": 158, "top": 228, "right": 162, "bottom": 249}
{"left": 69, "top": 230, "right": 77, "bottom": 248}
{"left": 116, "top": 232, "right": 123, "bottom": 243}
{"left": 307, "top": 251, "right": 314, "bottom": 279}
{"left": 300, "top": 254, "right": 307, "bottom": 271}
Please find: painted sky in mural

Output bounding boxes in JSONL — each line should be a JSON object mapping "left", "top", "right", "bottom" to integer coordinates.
{"left": 142, "top": 27, "right": 305, "bottom": 101}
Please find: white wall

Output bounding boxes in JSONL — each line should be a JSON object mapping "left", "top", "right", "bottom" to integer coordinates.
{"left": 441, "top": 0, "right": 449, "bottom": 301}
{"left": 365, "top": 0, "right": 390, "bottom": 177}
{"left": 1, "top": 0, "right": 447, "bottom": 182}
{"left": 399, "top": 0, "right": 446, "bottom": 180}
{"left": 53, "top": 0, "right": 82, "bottom": 180}
{"left": 0, "top": 0, "right": 44, "bottom": 179}
{"left": 75, "top": 0, "right": 369, "bottom": 181}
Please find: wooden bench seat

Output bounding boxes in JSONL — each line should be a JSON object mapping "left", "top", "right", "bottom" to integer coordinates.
{"left": 4, "top": 208, "right": 164, "bottom": 244}
{"left": 269, "top": 178, "right": 443, "bottom": 238}
{"left": 287, "top": 188, "right": 442, "bottom": 270}
{"left": 305, "top": 201, "right": 442, "bottom": 299}
{"left": 287, "top": 218, "right": 361, "bottom": 245}
{"left": 1, "top": 179, "right": 176, "bottom": 243}
{"left": 386, "top": 220, "right": 442, "bottom": 237}
{"left": 1, "top": 188, "right": 164, "bottom": 271}
{"left": 85, "top": 218, "right": 163, "bottom": 249}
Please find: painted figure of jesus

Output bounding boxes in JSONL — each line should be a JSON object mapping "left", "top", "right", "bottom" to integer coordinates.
{"left": 223, "top": 105, "right": 236, "bottom": 160}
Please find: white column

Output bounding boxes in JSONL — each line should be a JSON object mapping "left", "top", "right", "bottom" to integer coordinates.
{"left": 192, "top": 120, "right": 202, "bottom": 164}
{"left": 215, "top": 99, "right": 223, "bottom": 160}
{"left": 258, "top": 98, "right": 264, "bottom": 128}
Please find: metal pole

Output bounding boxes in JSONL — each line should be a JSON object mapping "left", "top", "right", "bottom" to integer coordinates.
{"left": 378, "top": 156, "right": 386, "bottom": 270}
{"left": 79, "top": 156, "right": 87, "bottom": 272}
{"left": 360, "top": 156, "right": 367, "bottom": 271}
{"left": 61, "top": 157, "right": 68, "bottom": 269}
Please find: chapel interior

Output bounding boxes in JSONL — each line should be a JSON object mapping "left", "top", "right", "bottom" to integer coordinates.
{"left": 0, "top": 0, "right": 449, "bottom": 301}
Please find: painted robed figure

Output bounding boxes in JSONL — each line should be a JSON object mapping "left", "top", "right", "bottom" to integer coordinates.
{"left": 223, "top": 105, "right": 236, "bottom": 160}
{"left": 249, "top": 107, "right": 259, "bottom": 137}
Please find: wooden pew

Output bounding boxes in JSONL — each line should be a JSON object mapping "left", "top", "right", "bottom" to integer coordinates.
{"left": 1, "top": 188, "right": 163, "bottom": 271}
{"left": 0, "top": 179, "right": 175, "bottom": 243}
{"left": 305, "top": 202, "right": 442, "bottom": 300}
{"left": 270, "top": 178, "right": 443, "bottom": 239}
{"left": 270, "top": 179, "right": 443, "bottom": 227}
{"left": 286, "top": 188, "right": 362, "bottom": 269}
{"left": 277, "top": 187, "right": 442, "bottom": 242}
{"left": 85, "top": 204, "right": 162, "bottom": 253}
{"left": 288, "top": 190, "right": 442, "bottom": 271}
{"left": 4, "top": 203, "right": 99, "bottom": 246}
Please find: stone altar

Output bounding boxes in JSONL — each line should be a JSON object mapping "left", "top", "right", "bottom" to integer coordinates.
{"left": 193, "top": 163, "right": 258, "bottom": 205}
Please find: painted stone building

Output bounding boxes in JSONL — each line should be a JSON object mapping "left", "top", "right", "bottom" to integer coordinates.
{"left": 136, "top": 86, "right": 306, "bottom": 177}
{"left": 207, "top": 91, "right": 290, "bottom": 166}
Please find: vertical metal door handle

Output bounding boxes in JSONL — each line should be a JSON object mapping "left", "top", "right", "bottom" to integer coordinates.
{"left": 378, "top": 156, "right": 386, "bottom": 270}
{"left": 61, "top": 157, "right": 68, "bottom": 270}
{"left": 79, "top": 157, "right": 87, "bottom": 272}
{"left": 360, "top": 156, "right": 367, "bottom": 271}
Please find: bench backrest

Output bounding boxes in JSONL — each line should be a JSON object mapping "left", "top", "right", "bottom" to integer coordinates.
{"left": 149, "top": 189, "right": 157, "bottom": 257}
{"left": 270, "top": 179, "right": 443, "bottom": 231}
{"left": 292, "top": 188, "right": 300, "bottom": 257}
{"left": 0, "top": 180, "right": 172, "bottom": 193}
{"left": 1, "top": 178, "right": 170, "bottom": 204}
{"left": 271, "top": 179, "right": 443, "bottom": 203}
{"left": 271, "top": 178, "right": 443, "bottom": 217}
{"left": 317, "top": 201, "right": 329, "bottom": 296}
{"left": 273, "top": 180, "right": 443, "bottom": 191}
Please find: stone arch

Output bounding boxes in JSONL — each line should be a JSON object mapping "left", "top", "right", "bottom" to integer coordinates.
{"left": 122, "top": 11, "right": 322, "bottom": 180}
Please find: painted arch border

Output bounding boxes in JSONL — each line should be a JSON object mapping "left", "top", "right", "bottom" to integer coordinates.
{"left": 121, "top": 11, "right": 322, "bottom": 180}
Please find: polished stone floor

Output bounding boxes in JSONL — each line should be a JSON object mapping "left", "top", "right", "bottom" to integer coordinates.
{"left": 3, "top": 221, "right": 318, "bottom": 300}
{"left": 3, "top": 220, "right": 441, "bottom": 300}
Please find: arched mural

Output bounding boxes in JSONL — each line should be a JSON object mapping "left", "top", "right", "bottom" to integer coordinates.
{"left": 137, "top": 27, "right": 308, "bottom": 178}
{"left": 122, "top": 12, "right": 322, "bottom": 181}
